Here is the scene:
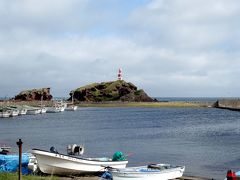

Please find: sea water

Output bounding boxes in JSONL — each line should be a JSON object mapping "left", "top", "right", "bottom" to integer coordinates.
{"left": 0, "top": 106, "right": 240, "bottom": 179}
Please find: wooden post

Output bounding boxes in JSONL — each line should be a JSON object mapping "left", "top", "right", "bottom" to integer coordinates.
{"left": 16, "top": 139, "right": 23, "bottom": 180}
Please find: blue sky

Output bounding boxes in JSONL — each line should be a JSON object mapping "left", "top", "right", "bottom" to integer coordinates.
{"left": 0, "top": 0, "right": 240, "bottom": 98}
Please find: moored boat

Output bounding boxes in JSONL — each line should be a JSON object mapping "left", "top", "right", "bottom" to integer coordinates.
{"left": 0, "top": 109, "right": 11, "bottom": 118}
{"left": 30, "top": 148, "right": 128, "bottom": 175}
{"left": 19, "top": 108, "right": 27, "bottom": 115}
{"left": 7, "top": 106, "right": 27, "bottom": 115}
{"left": 9, "top": 109, "right": 19, "bottom": 117}
{"left": 26, "top": 108, "right": 41, "bottom": 115}
{"left": 46, "top": 106, "right": 61, "bottom": 113}
{"left": 108, "top": 164, "right": 185, "bottom": 180}
{"left": 65, "top": 105, "right": 78, "bottom": 111}
{"left": 40, "top": 107, "right": 47, "bottom": 114}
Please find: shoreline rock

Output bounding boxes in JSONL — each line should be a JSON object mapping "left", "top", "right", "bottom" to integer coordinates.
{"left": 14, "top": 88, "right": 53, "bottom": 101}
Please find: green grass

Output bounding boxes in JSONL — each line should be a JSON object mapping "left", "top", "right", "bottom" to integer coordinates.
{"left": 75, "top": 83, "right": 99, "bottom": 91}
{"left": 0, "top": 173, "right": 59, "bottom": 180}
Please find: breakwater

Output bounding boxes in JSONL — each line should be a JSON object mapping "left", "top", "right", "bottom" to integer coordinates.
{"left": 214, "top": 99, "right": 240, "bottom": 111}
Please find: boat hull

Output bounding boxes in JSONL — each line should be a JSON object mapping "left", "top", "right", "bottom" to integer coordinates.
{"left": 19, "top": 109, "right": 27, "bottom": 115}
{"left": 10, "top": 109, "right": 19, "bottom": 117}
{"left": 65, "top": 106, "right": 77, "bottom": 111}
{"left": 31, "top": 149, "right": 128, "bottom": 175}
{"left": 26, "top": 109, "right": 41, "bottom": 115}
{"left": 0, "top": 111, "right": 11, "bottom": 118}
{"left": 110, "top": 164, "right": 185, "bottom": 180}
{"left": 40, "top": 108, "right": 47, "bottom": 114}
{"left": 46, "top": 107, "right": 61, "bottom": 113}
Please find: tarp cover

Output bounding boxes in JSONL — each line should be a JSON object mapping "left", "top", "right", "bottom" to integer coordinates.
{"left": 0, "top": 153, "right": 30, "bottom": 174}
{"left": 112, "top": 151, "right": 126, "bottom": 161}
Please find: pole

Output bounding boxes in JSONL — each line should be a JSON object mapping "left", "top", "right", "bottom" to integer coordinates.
{"left": 16, "top": 139, "right": 23, "bottom": 180}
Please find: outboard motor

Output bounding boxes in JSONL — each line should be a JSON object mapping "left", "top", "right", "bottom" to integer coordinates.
{"left": 50, "top": 146, "right": 58, "bottom": 154}
{"left": 67, "top": 144, "right": 84, "bottom": 155}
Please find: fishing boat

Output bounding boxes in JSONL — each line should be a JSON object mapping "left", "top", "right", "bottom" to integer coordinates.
{"left": 65, "top": 92, "right": 77, "bottom": 111}
{"left": 30, "top": 148, "right": 128, "bottom": 175}
{"left": 0, "top": 109, "right": 11, "bottom": 118}
{"left": 46, "top": 100, "right": 66, "bottom": 113}
{"left": 108, "top": 164, "right": 185, "bottom": 180}
{"left": 40, "top": 107, "right": 47, "bottom": 114}
{"left": 9, "top": 108, "right": 19, "bottom": 117}
{"left": 39, "top": 96, "right": 47, "bottom": 114}
{"left": 19, "top": 108, "right": 27, "bottom": 115}
{"left": 7, "top": 106, "right": 27, "bottom": 115}
{"left": 26, "top": 108, "right": 41, "bottom": 115}
{"left": 46, "top": 106, "right": 61, "bottom": 113}
{"left": 65, "top": 105, "right": 78, "bottom": 111}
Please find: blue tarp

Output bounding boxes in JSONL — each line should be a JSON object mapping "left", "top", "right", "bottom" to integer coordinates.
{"left": 0, "top": 153, "right": 30, "bottom": 174}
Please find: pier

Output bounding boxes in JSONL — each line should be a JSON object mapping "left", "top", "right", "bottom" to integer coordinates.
{"left": 214, "top": 99, "right": 240, "bottom": 111}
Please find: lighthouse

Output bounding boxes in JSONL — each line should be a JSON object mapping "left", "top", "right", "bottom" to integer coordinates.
{"left": 118, "top": 68, "right": 123, "bottom": 80}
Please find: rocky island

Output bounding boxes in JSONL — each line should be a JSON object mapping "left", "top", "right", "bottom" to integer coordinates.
{"left": 14, "top": 87, "right": 53, "bottom": 101}
{"left": 69, "top": 80, "right": 156, "bottom": 102}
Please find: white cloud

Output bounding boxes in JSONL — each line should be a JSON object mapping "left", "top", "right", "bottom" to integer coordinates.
{"left": 128, "top": 0, "right": 240, "bottom": 50}
{"left": 0, "top": 0, "right": 240, "bottom": 97}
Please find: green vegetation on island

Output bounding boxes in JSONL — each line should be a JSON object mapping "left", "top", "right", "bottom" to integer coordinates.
{"left": 69, "top": 80, "right": 156, "bottom": 102}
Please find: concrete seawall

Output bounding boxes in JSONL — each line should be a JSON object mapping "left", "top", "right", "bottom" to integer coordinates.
{"left": 214, "top": 99, "right": 240, "bottom": 111}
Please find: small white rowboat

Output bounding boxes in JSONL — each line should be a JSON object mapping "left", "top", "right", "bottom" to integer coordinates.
{"left": 109, "top": 163, "right": 185, "bottom": 180}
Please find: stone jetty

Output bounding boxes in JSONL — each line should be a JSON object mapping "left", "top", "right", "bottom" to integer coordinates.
{"left": 214, "top": 99, "right": 240, "bottom": 111}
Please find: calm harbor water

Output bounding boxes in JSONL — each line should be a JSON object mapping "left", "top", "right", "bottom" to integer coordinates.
{"left": 1, "top": 106, "right": 240, "bottom": 179}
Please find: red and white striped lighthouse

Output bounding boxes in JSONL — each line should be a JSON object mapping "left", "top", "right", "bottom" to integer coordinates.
{"left": 118, "top": 68, "right": 123, "bottom": 80}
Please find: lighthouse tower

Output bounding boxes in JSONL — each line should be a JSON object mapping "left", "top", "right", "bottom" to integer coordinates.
{"left": 118, "top": 68, "right": 123, "bottom": 80}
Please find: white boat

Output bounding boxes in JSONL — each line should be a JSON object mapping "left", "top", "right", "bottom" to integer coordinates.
{"left": 65, "top": 105, "right": 78, "bottom": 111}
{"left": 46, "top": 107, "right": 61, "bottom": 113}
{"left": 7, "top": 106, "right": 27, "bottom": 116}
{"left": 55, "top": 100, "right": 67, "bottom": 112}
{"left": 19, "top": 108, "right": 27, "bottom": 115}
{"left": 28, "top": 153, "right": 39, "bottom": 173}
{"left": 65, "top": 92, "right": 77, "bottom": 111}
{"left": 26, "top": 108, "right": 41, "bottom": 115}
{"left": 40, "top": 107, "right": 47, "bottom": 114}
{"left": 46, "top": 100, "right": 67, "bottom": 113}
{"left": 0, "top": 109, "right": 11, "bottom": 118}
{"left": 30, "top": 149, "right": 128, "bottom": 175}
{"left": 39, "top": 96, "right": 47, "bottom": 114}
{"left": 9, "top": 109, "right": 19, "bottom": 117}
{"left": 108, "top": 164, "right": 185, "bottom": 180}
{"left": 59, "top": 106, "right": 65, "bottom": 112}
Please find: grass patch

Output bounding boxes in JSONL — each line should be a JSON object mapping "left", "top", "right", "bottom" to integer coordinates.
{"left": 76, "top": 83, "right": 99, "bottom": 91}
{"left": 0, "top": 173, "right": 59, "bottom": 180}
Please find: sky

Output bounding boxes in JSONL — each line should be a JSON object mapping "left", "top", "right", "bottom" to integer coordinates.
{"left": 0, "top": 0, "right": 240, "bottom": 98}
